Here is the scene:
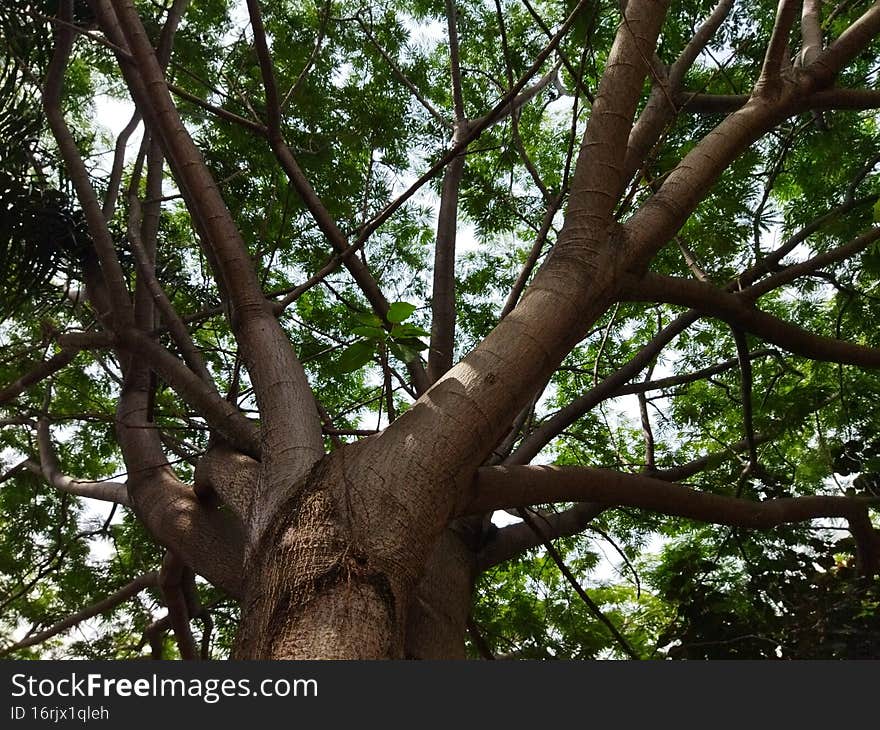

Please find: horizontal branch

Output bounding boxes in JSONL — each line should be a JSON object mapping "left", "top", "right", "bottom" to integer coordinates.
{"left": 651, "top": 431, "right": 776, "bottom": 482}
{"left": 0, "top": 571, "right": 159, "bottom": 657}
{"left": 462, "top": 465, "right": 879, "bottom": 574}
{"left": 679, "top": 88, "right": 880, "bottom": 114}
{"left": 621, "top": 273, "right": 880, "bottom": 368}
{"left": 26, "top": 454, "right": 130, "bottom": 507}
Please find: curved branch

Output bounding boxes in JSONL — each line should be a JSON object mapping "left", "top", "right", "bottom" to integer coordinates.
{"left": 462, "top": 465, "right": 879, "bottom": 574}
{"left": 126, "top": 469, "right": 245, "bottom": 597}
{"left": 30, "top": 422, "right": 131, "bottom": 505}
{"left": 652, "top": 430, "right": 776, "bottom": 482}
{"left": 477, "top": 502, "right": 606, "bottom": 570}
{"left": 622, "top": 272, "right": 880, "bottom": 368}
{"left": 158, "top": 552, "right": 199, "bottom": 660}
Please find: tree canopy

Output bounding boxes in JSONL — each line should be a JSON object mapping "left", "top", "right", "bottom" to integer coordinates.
{"left": 1, "top": 0, "right": 880, "bottom": 660}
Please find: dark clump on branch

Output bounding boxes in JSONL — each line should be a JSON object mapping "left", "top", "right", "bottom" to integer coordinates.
{"left": 0, "top": 178, "right": 93, "bottom": 319}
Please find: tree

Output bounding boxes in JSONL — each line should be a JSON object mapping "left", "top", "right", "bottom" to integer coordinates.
{"left": 2, "top": 0, "right": 880, "bottom": 660}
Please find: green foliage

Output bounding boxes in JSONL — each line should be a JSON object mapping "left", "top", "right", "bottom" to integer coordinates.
{"left": 337, "top": 303, "right": 428, "bottom": 371}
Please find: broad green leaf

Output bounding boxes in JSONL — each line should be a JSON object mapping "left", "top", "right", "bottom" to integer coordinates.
{"left": 354, "top": 311, "right": 383, "bottom": 327}
{"left": 386, "top": 301, "right": 417, "bottom": 324}
{"left": 389, "top": 341, "right": 423, "bottom": 363}
{"left": 391, "top": 323, "right": 429, "bottom": 338}
{"left": 337, "top": 340, "right": 375, "bottom": 372}
{"left": 352, "top": 325, "right": 386, "bottom": 339}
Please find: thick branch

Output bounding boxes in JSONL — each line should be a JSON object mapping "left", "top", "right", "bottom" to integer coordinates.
{"left": 463, "top": 466, "right": 879, "bottom": 574}
{"left": 158, "top": 552, "right": 199, "bottom": 660}
{"left": 102, "top": 0, "right": 323, "bottom": 479}
{"left": 757, "top": 0, "right": 799, "bottom": 95}
{"left": 477, "top": 502, "right": 606, "bottom": 570}
{"left": 669, "top": 0, "right": 735, "bottom": 88}
{"left": 428, "top": 148, "right": 465, "bottom": 382}
{"left": 622, "top": 272, "right": 880, "bottom": 368}
{"left": 804, "top": 1, "right": 880, "bottom": 88}
{"left": 798, "top": 0, "right": 823, "bottom": 67}
{"left": 624, "top": 0, "right": 734, "bottom": 184}
{"left": 126, "top": 469, "right": 245, "bottom": 597}
{"left": 33, "top": 419, "right": 131, "bottom": 506}
{"left": 193, "top": 441, "right": 258, "bottom": 522}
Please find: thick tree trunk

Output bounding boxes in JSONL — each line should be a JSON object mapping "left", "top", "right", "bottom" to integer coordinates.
{"left": 231, "top": 442, "right": 480, "bottom": 659}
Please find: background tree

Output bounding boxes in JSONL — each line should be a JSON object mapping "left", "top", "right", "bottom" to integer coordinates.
{"left": 1, "top": 0, "right": 880, "bottom": 659}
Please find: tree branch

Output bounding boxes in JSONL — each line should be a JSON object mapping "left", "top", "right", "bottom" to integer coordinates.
{"left": 757, "top": 0, "right": 799, "bottom": 96}
{"left": 477, "top": 502, "right": 606, "bottom": 570}
{"left": 0, "top": 349, "right": 79, "bottom": 406}
{"left": 670, "top": 0, "right": 735, "bottom": 89}
{"left": 462, "top": 465, "right": 879, "bottom": 575}
{"left": 0, "top": 571, "right": 158, "bottom": 658}
{"left": 798, "top": 0, "right": 823, "bottom": 67}
{"left": 32, "top": 417, "right": 131, "bottom": 506}
{"left": 127, "top": 195, "right": 215, "bottom": 385}
{"left": 245, "top": 0, "right": 431, "bottom": 395}
{"left": 44, "top": 0, "right": 132, "bottom": 325}
{"left": 508, "top": 310, "right": 699, "bottom": 465}
{"left": 103, "top": 328, "right": 261, "bottom": 459}
{"left": 158, "top": 551, "right": 199, "bottom": 660}
{"left": 803, "top": 1, "right": 880, "bottom": 88}
{"left": 101, "top": 0, "right": 324, "bottom": 481}
{"left": 621, "top": 271, "right": 880, "bottom": 368}
{"left": 623, "top": 0, "right": 734, "bottom": 185}
{"left": 516, "top": 507, "right": 640, "bottom": 658}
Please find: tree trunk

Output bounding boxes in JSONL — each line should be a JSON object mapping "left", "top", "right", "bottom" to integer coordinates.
{"left": 230, "top": 433, "right": 482, "bottom": 660}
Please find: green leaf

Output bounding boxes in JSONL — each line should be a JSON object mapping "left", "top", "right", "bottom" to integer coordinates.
{"left": 391, "top": 323, "right": 429, "bottom": 339}
{"left": 395, "top": 337, "right": 428, "bottom": 351}
{"left": 873, "top": 198, "right": 880, "bottom": 222}
{"left": 337, "top": 340, "right": 375, "bottom": 372}
{"left": 354, "top": 310, "right": 383, "bottom": 327}
{"left": 386, "top": 301, "right": 417, "bottom": 324}
{"left": 388, "top": 341, "right": 423, "bottom": 363}
{"left": 351, "top": 325, "right": 386, "bottom": 339}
